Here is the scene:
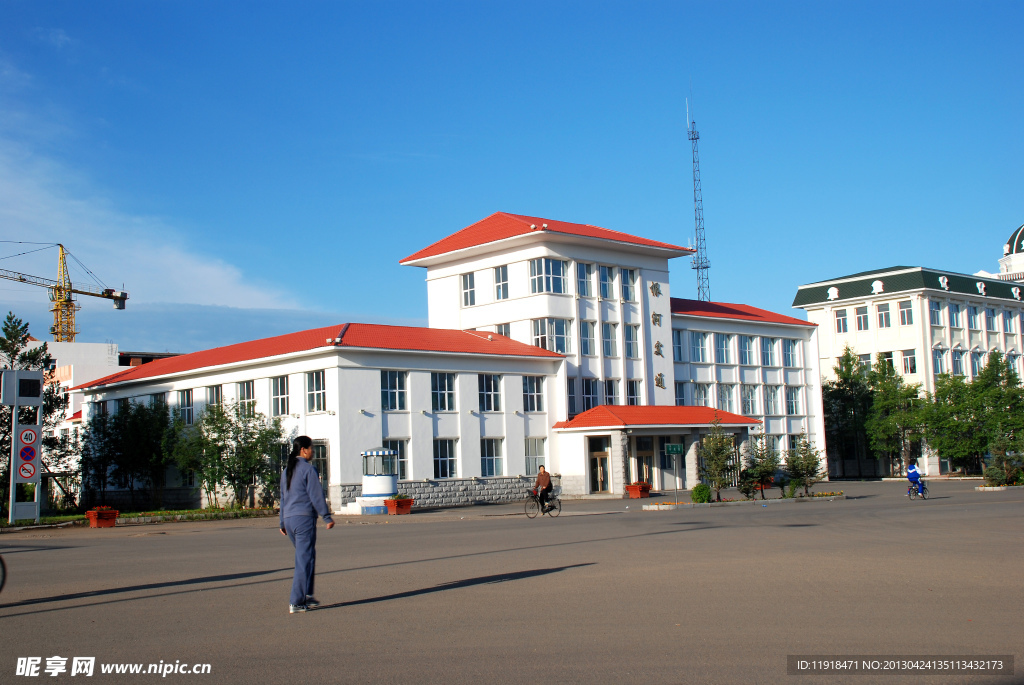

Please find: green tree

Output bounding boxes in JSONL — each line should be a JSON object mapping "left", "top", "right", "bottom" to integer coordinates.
{"left": 108, "top": 398, "right": 171, "bottom": 509}
{"left": 866, "top": 352, "right": 923, "bottom": 475}
{"left": 698, "top": 416, "right": 738, "bottom": 502}
{"left": 784, "top": 434, "right": 825, "bottom": 496}
{"left": 745, "top": 434, "right": 781, "bottom": 500}
{"left": 81, "top": 411, "right": 116, "bottom": 506}
{"left": 822, "top": 346, "right": 873, "bottom": 476}
{"left": 922, "top": 374, "right": 983, "bottom": 473}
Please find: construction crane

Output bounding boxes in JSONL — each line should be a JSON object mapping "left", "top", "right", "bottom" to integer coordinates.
{"left": 0, "top": 244, "right": 127, "bottom": 342}
{"left": 687, "top": 98, "right": 710, "bottom": 302}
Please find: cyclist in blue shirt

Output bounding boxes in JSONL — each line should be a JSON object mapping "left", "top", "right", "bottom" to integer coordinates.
{"left": 907, "top": 460, "right": 923, "bottom": 495}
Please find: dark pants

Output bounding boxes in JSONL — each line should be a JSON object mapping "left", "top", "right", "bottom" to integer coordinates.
{"left": 909, "top": 478, "right": 922, "bottom": 494}
{"left": 539, "top": 484, "right": 552, "bottom": 508}
{"left": 285, "top": 515, "right": 317, "bottom": 606}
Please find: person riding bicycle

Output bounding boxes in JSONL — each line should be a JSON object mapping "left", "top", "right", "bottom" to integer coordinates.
{"left": 534, "top": 465, "right": 553, "bottom": 513}
{"left": 907, "top": 459, "right": 924, "bottom": 496}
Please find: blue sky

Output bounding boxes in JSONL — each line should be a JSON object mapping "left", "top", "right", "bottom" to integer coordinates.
{"left": 1, "top": 1, "right": 1021, "bottom": 351}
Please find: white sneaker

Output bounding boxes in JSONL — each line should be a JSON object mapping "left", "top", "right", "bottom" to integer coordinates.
{"left": 289, "top": 604, "right": 307, "bottom": 614}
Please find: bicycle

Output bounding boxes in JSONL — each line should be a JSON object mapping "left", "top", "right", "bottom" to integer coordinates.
{"left": 907, "top": 480, "right": 929, "bottom": 500}
{"left": 525, "top": 488, "right": 561, "bottom": 518}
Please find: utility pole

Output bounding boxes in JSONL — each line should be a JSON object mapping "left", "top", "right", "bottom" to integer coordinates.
{"left": 688, "top": 100, "right": 710, "bottom": 302}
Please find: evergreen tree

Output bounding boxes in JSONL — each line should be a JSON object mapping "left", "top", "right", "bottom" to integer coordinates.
{"left": 822, "top": 346, "right": 872, "bottom": 475}
{"left": 745, "top": 433, "right": 781, "bottom": 500}
{"left": 922, "top": 374, "right": 984, "bottom": 473}
{"left": 784, "top": 434, "right": 825, "bottom": 496}
{"left": 865, "top": 352, "right": 923, "bottom": 475}
{"left": 698, "top": 416, "right": 738, "bottom": 502}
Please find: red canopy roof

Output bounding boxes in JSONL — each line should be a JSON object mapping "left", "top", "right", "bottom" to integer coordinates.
{"left": 553, "top": 405, "right": 760, "bottom": 430}
{"left": 671, "top": 298, "right": 814, "bottom": 327}
{"left": 75, "top": 323, "right": 560, "bottom": 391}
{"left": 401, "top": 212, "right": 692, "bottom": 264}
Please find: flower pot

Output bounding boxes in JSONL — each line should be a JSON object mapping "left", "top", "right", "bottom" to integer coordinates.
{"left": 86, "top": 510, "right": 119, "bottom": 528}
{"left": 625, "top": 485, "right": 651, "bottom": 499}
{"left": 385, "top": 499, "right": 414, "bottom": 515}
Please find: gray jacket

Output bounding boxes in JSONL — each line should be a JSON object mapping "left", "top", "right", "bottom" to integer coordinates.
{"left": 279, "top": 458, "right": 333, "bottom": 527}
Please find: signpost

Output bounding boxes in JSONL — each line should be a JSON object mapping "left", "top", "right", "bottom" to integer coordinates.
{"left": 2, "top": 370, "right": 45, "bottom": 524}
{"left": 666, "top": 443, "right": 684, "bottom": 504}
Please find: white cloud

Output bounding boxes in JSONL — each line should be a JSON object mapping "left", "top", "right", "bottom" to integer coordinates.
{"left": 32, "top": 28, "right": 73, "bottom": 49}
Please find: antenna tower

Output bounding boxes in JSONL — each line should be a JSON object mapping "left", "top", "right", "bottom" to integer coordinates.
{"left": 687, "top": 101, "right": 710, "bottom": 302}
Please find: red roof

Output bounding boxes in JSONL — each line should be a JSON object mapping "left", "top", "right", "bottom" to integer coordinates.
{"left": 75, "top": 323, "right": 561, "bottom": 390}
{"left": 553, "top": 405, "right": 760, "bottom": 430}
{"left": 671, "top": 298, "right": 814, "bottom": 327}
{"left": 69, "top": 410, "right": 82, "bottom": 422}
{"left": 400, "top": 212, "right": 693, "bottom": 264}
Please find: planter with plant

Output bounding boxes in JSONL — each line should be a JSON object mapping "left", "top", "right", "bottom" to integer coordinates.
{"left": 86, "top": 505, "right": 119, "bottom": 528}
{"left": 625, "top": 482, "right": 652, "bottom": 499}
{"left": 384, "top": 493, "right": 414, "bottom": 514}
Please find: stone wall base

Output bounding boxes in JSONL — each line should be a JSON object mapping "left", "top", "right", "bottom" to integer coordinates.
{"left": 329, "top": 476, "right": 546, "bottom": 510}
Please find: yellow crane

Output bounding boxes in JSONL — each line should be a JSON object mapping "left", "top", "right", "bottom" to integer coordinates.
{"left": 0, "top": 244, "right": 128, "bottom": 342}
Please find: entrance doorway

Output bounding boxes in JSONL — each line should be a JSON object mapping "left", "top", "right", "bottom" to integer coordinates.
{"left": 588, "top": 436, "right": 610, "bottom": 493}
{"left": 634, "top": 437, "right": 654, "bottom": 484}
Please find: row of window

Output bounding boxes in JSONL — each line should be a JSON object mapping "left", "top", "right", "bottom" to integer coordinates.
{"left": 671, "top": 382, "right": 803, "bottom": 416}
{"left": 672, "top": 332, "right": 801, "bottom": 368}
{"left": 383, "top": 437, "right": 547, "bottom": 480}
{"left": 565, "top": 377, "right": 644, "bottom": 414}
{"left": 931, "top": 348, "right": 1020, "bottom": 377}
{"left": 381, "top": 371, "right": 546, "bottom": 413}
{"left": 460, "top": 259, "right": 641, "bottom": 307}
{"left": 839, "top": 300, "right": 1023, "bottom": 334}
{"left": 835, "top": 301, "right": 915, "bottom": 332}
{"left": 579, "top": 322, "right": 641, "bottom": 358}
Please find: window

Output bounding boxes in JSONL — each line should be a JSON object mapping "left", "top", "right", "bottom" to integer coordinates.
{"left": 272, "top": 376, "right": 289, "bottom": 416}
{"left": 674, "top": 382, "right": 686, "bottom": 406}
{"left": 856, "top": 306, "right": 869, "bottom": 331}
{"left": 603, "top": 379, "right": 619, "bottom": 405}
{"left": 691, "top": 331, "right": 708, "bottom": 363}
{"left": 525, "top": 438, "right": 545, "bottom": 475}
{"left": 494, "top": 266, "right": 508, "bottom": 300}
{"left": 582, "top": 378, "right": 599, "bottom": 411}
{"left": 986, "top": 308, "right": 997, "bottom": 332}
{"left": 968, "top": 306, "right": 979, "bottom": 330}
{"left": 835, "top": 309, "right": 848, "bottom": 333}
{"left": 478, "top": 374, "right": 501, "bottom": 412}
{"left": 761, "top": 338, "right": 777, "bottom": 366}
{"left": 785, "top": 387, "right": 801, "bottom": 415}
{"left": 879, "top": 351, "right": 894, "bottom": 371}
{"left": 1009, "top": 353, "right": 1020, "bottom": 375}
{"left": 877, "top": 303, "right": 891, "bottom": 328}
{"left": 626, "top": 380, "right": 641, "bottom": 406}
{"left": 951, "top": 350, "right": 965, "bottom": 376}
{"left": 431, "top": 372, "right": 456, "bottom": 411}
{"left": 694, "top": 383, "right": 710, "bottom": 407}
{"left": 311, "top": 440, "right": 329, "bottom": 497}
{"left": 602, "top": 323, "right": 618, "bottom": 357}
{"left": 738, "top": 336, "right": 755, "bottom": 365}
{"left": 672, "top": 330, "right": 685, "bottom": 362}
{"left": 382, "top": 439, "right": 408, "bottom": 480}
{"left": 433, "top": 439, "right": 457, "bottom": 478}
{"left": 461, "top": 273, "right": 476, "bottom": 307}
{"left": 306, "top": 371, "right": 326, "bottom": 413}
{"left": 971, "top": 351, "right": 983, "bottom": 377}
{"left": 381, "top": 371, "right": 406, "bottom": 411}
{"left": 788, "top": 435, "right": 804, "bottom": 451}
{"left": 522, "top": 376, "right": 544, "bottom": 412}
{"left": 532, "top": 318, "right": 571, "bottom": 353}
{"left": 530, "top": 258, "right": 568, "bottom": 294}
{"left": 580, "top": 321, "right": 596, "bottom": 356}
{"left": 480, "top": 439, "right": 503, "bottom": 477}
{"left": 599, "top": 266, "right": 615, "bottom": 299}
{"left": 567, "top": 378, "right": 577, "bottom": 415}
{"left": 177, "top": 389, "right": 193, "bottom": 425}
{"left": 577, "top": 263, "right": 594, "bottom": 297}
{"left": 858, "top": 354, "right": 872, "bottom": 373}
{"left": 238, "top": 381, "right": 255, "bottom": 416}
{"left": 495, "top": 323, "right": 510, "bottom": 338}
{"left": 207, "top": 385, "right": 222, "bottom": 406}
{"left": 625, "top": 325, "right": 640, "bottom": 359}
{"left": 1004, "top": 312, "right": 1014, "bottom": 333}
{"left": 933, "top": 349, "right": 946, "bottom": 374}
{"left": 902, "top": 349, "right": 917, "bottom": 375}
{"left": 930, "top": 301, "right": 942, "bottom": 326}
{"left": 899, "top": 301, "right": 913, "bottom": 326}
{"left": 715, "top": 334, "right": 731, "bottom": 364}
{"left": 782, "top": 339, "right": 797, "bottom": 368}
{"left": 949, "top": 303, "right": 961, "bottom": 328}
{"left": 741, "top": 385, "right": 757, "bottom": 415}
{"left": 764, "top": 386, "right": 779, "bottom": 415}
{"left": 717, "top": 384, "right": 734, "bottom": 412}
{"left": 621, "top": 269, "right": 637, "bottom": 302}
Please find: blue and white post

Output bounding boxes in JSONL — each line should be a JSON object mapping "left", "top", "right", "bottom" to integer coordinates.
{"left": 350, "top": 448, "right": 399, "bottom": 515}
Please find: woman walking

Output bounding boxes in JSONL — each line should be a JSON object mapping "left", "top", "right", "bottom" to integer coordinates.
{"left": 280, "top": 435, "right": 334, "bottom": 614}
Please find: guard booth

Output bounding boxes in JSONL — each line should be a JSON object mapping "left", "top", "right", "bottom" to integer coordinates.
{"left": 344, "top": 448, "right": 398, "bottom": 515}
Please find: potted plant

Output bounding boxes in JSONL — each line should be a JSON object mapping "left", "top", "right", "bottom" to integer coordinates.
{"left": 86, "top": 505, "right": 119, "bottom": 528}
{"left": 384, "top": 493, "right": 414, "bottom": 515}
{"left": 625, "top": 482, "right": 652, "bottom": 499}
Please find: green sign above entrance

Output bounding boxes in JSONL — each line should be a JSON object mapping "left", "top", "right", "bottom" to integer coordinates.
{"left": 665, "top": 444, "right": 684, "bottom": 455}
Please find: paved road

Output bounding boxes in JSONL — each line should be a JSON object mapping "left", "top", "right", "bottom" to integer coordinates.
{"left": 1, "top": 480, "right": 1021, "bottom": 684}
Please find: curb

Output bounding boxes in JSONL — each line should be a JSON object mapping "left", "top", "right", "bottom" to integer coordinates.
{"left": 116, "top": 510, "right": 278, "bottom": 525}
{"left": 642, "top": 495, "right": 847, "bottom": 511}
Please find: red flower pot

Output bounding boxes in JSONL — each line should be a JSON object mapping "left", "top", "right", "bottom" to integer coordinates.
{"left": 385, "top": 499, "right": 414, "bottom": 515}
{"left": 86, "top": 510, "right": 119, "bottom": 528}
{"left": 625, "top": 484, "right": 651, "bottom": 499}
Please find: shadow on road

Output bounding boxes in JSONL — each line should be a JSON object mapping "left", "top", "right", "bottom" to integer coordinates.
{"left": 315, "top": 564, "right": 596, "bottom": 611}
{"left": 0, "top": 544, "right": 78, "bottom": 554}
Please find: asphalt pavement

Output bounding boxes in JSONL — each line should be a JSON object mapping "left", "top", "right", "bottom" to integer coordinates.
{"left": 1, "top": 479, "right": 1021, "bottom": 685}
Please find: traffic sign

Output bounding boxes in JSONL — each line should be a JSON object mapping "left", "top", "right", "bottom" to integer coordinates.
{"left": 18, "top": 462, "right": 35, "bottom": 479}
{"left": 665, "top": 444, "right": 684, "bottom": 455}
{"left": 20, "top": 445, "right": 36, "bottom": 461}
{"left": 19, "top": 428, "right": 38, "bottom": 445}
